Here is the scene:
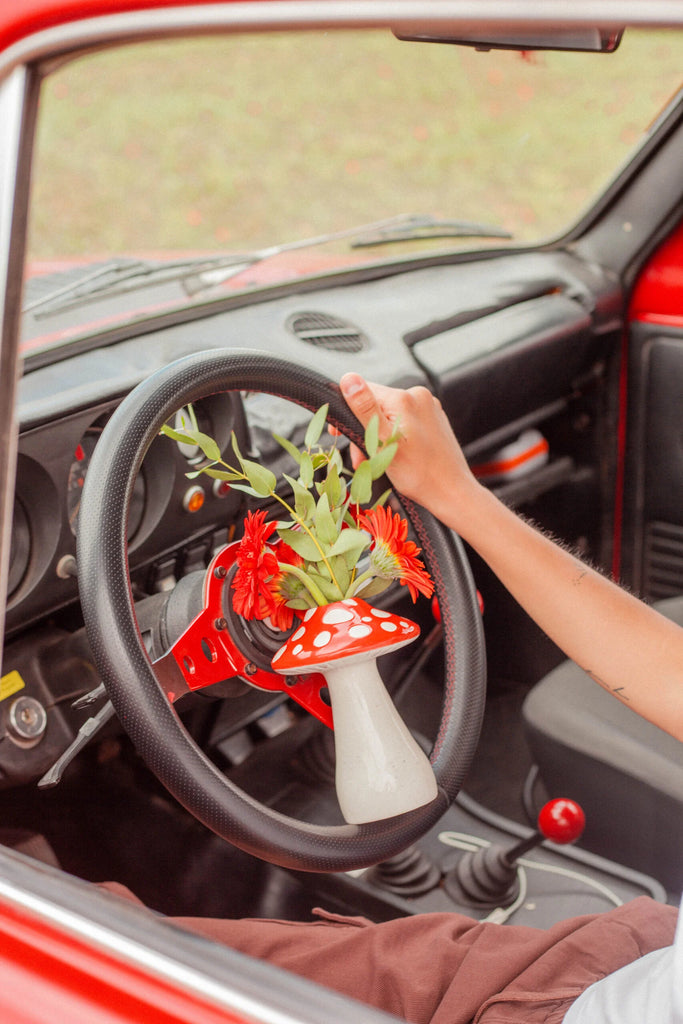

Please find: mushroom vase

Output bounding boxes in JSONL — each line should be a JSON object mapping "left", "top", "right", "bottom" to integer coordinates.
{"left": 271, "top": 598, "right": 438, "bottom": 824}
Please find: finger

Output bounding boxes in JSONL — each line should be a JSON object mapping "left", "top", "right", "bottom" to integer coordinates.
{"left": 339, "top": 373, "right": 387, "bottom": 431}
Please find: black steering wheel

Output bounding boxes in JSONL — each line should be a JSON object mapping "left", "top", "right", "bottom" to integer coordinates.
{"left": 77, "top": 349, "right": 486, "bottom": 872}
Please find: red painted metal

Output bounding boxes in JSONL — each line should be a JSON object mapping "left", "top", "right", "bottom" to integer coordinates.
{"left": 613, "top": 218, "right": 683, "bottom": 578}
{"left": 0, "top": 897, "right": 245, "bottom": 1024}
{"left": 0, "top": 0, "right": 247, "bottom": 54}
{"left": 166, "top": 541, "right": 334, "bottom": 726}
{"left": 629, "top": 217, "right": 683, "bottom": 328}
{"left": 610, "top": 327, "right": 629, "bottom": 582}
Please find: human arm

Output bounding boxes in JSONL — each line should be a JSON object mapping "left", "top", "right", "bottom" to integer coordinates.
{"left": 339, "top": 372, "right": 683, "bottom": 742}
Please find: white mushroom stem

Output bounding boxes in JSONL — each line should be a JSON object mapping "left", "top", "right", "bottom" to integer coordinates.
{"left": 323, "top": 656, "right": 438, "bottom": 824}
{"left": 271, "top": 598, "right": 438, "bottom": 824}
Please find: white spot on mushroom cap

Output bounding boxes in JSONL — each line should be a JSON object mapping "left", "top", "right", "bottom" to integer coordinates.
{"left": 270, "top": 597, "right": 421, "bottom": 675}
{"left": 322, "top": 606, "right": 354, "bottom": 625}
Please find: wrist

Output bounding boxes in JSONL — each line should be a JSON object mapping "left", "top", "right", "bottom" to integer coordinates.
{"left": 428, "top": 475, "right": 494, "bottom": 542}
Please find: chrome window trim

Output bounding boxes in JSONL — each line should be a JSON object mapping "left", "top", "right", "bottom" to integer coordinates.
{"left": 1, "top": 0, "right": 682, "bottom": 83}
{"left": 0, "top": 65, "right": 34, "bottom": 662}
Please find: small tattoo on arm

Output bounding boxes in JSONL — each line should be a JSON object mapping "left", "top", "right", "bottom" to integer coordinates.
{"left": 581, "top": 666, "right": 631, "bottom": 700}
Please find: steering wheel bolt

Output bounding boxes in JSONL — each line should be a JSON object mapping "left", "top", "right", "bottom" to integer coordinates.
{"left": 213, "top": 565, "right": 227, "bottom": 579}
{"left": 214, "top": 617, "right": 227, "bottom": 631}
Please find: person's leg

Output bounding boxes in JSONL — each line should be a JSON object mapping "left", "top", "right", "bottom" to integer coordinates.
{"left": 169, "top": 897, "right": 677, "bottom": 1024}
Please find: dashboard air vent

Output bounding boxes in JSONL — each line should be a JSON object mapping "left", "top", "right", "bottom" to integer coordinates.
{"left": 286, "top": 312, "right": 367, "bottom": 352}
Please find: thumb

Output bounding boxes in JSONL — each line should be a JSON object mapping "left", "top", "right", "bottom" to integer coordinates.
{"left": 339, "top": 373, "right": 379, "bottom": 428}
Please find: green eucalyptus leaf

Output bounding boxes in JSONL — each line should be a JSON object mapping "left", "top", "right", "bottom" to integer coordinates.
{"left": 316, "top": 560, "right": 331, "bottom": 580}
{"left": 164, "top": 423, "right": 221, "bottom": 461}
{"left": 299, "top": 452, "right": 314, "bottom": 489}
{"left": 282, "top": 473, "right": 315, "bottom": 519}
{"left": 304, "top": 404, "right": 329, "bottom": 449}
{"left": 368, "top": 441, "right": 398, "bottom": 480}
{"left": 197, "top": 467, "right": 242, "bottom": 482}
{"left": 277, "top": 527, "right": 323, "bottom": 562}
{"left": 306, "top": 570, "right": 343, "bottom": 604}
{"left": 350, "top": 460, "right": 373, "bottom": 505}
{"left": 160, "top": 424, "right": 195, "bottom": 445}
{"left": 192, "top": 430, "right": 222, "bottom": 462}
{"left": 314, "top": 493, "right": 338, "bottom": 546}
{"left": 180, "top": 404, "right": 199, "bottom": 431}
{"left": 354, "top": 576, "right": 392, "bottom": 599}
{"left": 330, "top": 555, "right": 351, "bottom": 595}
{"left": 240, "top": 459, "right": 277, "bottom": 496}
{"left": 228, "top": 483, "right": 263, "bottom": 497}
{"left": 272, "top": 433, "right": 302, "bottom": 465}
{"left": 328, "top": 527, "right": 369, "bottom": 560}
{"left": 322, "top": 462, "right": 342, "bottom": 508}
{"left": 231, "top": 432, "right": 246, "bottom": 464}
{"left": 364, "top": 414, "right": 380, "bottom": 457}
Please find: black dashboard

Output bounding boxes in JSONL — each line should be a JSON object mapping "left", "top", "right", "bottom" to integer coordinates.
{"left": 4, "top": 247, "right": 621, "bottom": 790}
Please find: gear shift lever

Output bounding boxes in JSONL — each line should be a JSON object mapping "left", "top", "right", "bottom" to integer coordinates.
{"left": 443, "top": 798, "right": 586, "bottom": 908}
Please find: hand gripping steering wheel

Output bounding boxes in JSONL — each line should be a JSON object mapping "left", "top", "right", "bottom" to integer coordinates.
{"left": 77, "top": 350, "right": 486, "bottom": 872}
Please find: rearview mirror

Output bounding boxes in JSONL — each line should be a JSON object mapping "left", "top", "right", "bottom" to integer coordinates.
{"left": 394, "top": 26, "right": 623, "bottom": 53}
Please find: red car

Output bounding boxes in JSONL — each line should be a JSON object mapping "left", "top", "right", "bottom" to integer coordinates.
{"left": 0, "top": 2, "right": 681, "bottom": 1021}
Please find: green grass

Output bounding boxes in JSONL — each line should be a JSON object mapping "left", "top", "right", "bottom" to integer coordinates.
{"left": 26, "top": 28, "right": 683, "bottom": 260}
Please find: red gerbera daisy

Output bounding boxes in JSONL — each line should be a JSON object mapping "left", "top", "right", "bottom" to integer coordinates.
{"left": 266, "top": 539, "right": 306, "bottom": 630}
{"left": 231, "top": 510, "right": 304, "bottom": 630}
{"left": 356, "top": 505, "right": 434, "bottom": 602}
{"left": 231, "top": 509, "right": 279, "bottom": 620}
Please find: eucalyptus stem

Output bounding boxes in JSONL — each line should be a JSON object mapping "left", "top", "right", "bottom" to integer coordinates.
{"left": 210, "top": 455, "right": 343, "bottom": 593}
{"left": 278, "top": 562, "right": 328, "bottom": 607}
{"left": 269, "top": 490, "right": 343, "bottom": 594}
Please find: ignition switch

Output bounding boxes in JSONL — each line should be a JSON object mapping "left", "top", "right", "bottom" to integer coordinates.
{"left": 7, "top": 696, "right": 48, "bottom": 747}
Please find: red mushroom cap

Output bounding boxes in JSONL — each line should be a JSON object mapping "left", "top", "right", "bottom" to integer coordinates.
{"left": 271, "top": 598, "right": 420, "bottom": 675}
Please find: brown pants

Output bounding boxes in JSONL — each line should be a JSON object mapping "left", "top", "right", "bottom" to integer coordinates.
{"left": 103, "top": 885, "right": 677, "bottom": 1024}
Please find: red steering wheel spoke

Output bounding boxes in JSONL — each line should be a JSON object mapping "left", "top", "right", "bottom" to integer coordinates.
{"left": 155, "top": 542, "right": 334, "bottom": 727}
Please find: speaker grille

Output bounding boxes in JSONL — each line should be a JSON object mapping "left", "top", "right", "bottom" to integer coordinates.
{"left": 643, "top": 520, "right": 683, "bottom": 599}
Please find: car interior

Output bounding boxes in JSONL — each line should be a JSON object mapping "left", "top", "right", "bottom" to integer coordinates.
{"left": 0, "top": 13, "right": 682, "bottom": 1007}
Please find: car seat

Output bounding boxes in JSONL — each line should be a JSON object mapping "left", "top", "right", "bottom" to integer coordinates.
{"left": 522, "top": 595, "right": 683, "bottom": 894}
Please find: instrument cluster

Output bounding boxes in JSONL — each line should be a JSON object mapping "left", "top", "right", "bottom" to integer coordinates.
{"left": 7, "top": 390, "right": 246, "bottom": 636}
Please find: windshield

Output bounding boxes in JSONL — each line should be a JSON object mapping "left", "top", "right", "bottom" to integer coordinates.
{"left": 22, "top": 27, "right": 683, "bottom": 359}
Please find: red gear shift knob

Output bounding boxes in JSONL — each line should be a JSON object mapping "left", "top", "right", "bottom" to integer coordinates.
{"left": 537, "top": 798, "right": 586, "bottom": 844}
{"left": 443, "top": 796, "right": 587, "bottom": 908}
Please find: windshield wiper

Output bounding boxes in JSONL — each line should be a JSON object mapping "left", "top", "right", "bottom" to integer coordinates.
{"left": 24, "top": 213, "right": 513, "bottom": 318}
{"left": 350, "top": 216, "right": 513, "bottom": 247}
{"left": 23, "top": 254, "right": 255, "bottom": 319}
